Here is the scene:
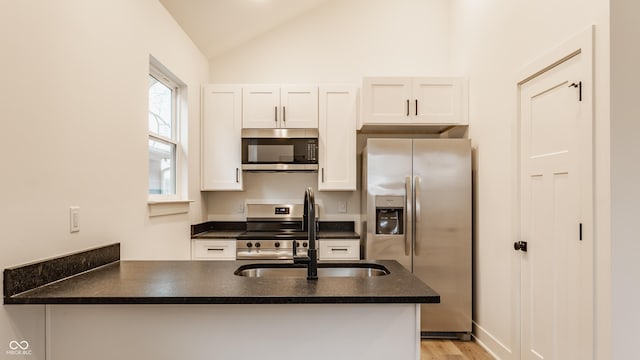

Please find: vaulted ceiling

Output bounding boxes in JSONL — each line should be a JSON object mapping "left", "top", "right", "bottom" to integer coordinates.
{"left": 159, "top": 0, "right": 333, "bottom": 59}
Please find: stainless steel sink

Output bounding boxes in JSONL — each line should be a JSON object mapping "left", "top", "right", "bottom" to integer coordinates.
{"left": 234, "top": 263, "right": 390, "bottom": 278}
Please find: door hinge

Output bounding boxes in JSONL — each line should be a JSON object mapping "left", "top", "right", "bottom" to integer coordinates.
{"left": 569, "top": 81, "right": 582, "bottom": 101}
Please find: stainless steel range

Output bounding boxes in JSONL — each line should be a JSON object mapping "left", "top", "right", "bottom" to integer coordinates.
{"left": 236, "top": 204, "right": 318, "bottom": 260}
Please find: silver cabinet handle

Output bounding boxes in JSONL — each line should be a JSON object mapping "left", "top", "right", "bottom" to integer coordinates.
{"left": 207, "top": 248, "right": 225, "bottom": 252}
{"left": 414, "top": 175, "right": 421, "bottom": 256}
{"left": 235, "top": 168, "right": 239, "bottom": 183}
{"left": 405, "top": 176, "right": 412, "bottom": 256}
{"left": 406, "top": 99, "right": 410, "bottom": 116}
{"left": 274, "top": 106, "right": 278, "bottom": 125}
{"left": 330, "top": 248, "right": 349, "bottom": 252}
{"left": 321, "top": 168, "right": 325, "bottom": 183}
{"left": 283, "top": 106, "right": 286, "bottom": 124}
{"left": 415, "top": 99, "right": 418, "bottom": 116}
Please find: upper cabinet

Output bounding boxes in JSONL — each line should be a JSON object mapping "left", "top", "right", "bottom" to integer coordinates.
{"left": 318, "top": 85, "right": 358, "bottom": 191}
{"left": 243, "top": 85, "right": 318, "bottom": 129}
{"left": 201, "top": 85, "right": 243, "bottom": 191}
{"left": 361, "top": 77, "right": 468, "bottom": 127}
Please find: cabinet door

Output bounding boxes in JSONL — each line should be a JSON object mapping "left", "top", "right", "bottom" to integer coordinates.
{"left": 318, "top": 85, "right": 357, "bottom": 191}
{"left": 192, "top": 239, "right": 237, "bottom": 260}
{"left": 201, "top": 85, "right": 243, "bottom": 191}
{"left": 412, "top": 77, "right": 468, "bottom": 125}
{"left": 280, "top": 85, "right": 318, "bottom": 128}
{"left": 319, "top": 239, "right": 360, "bottom": 260}
{"left": 361, "top": 77, "right": 412, "bottom": 124}
{"left": 242, "top": 85, "right": 280, "bottom": 128}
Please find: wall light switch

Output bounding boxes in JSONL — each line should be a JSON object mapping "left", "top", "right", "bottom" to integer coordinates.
{"left": 70, "top": 206, "right": 80, "bottom": 233}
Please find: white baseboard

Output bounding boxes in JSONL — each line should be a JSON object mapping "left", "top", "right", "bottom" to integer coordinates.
{"left": 472, "top": 321, "right": 515, "bottom": 360}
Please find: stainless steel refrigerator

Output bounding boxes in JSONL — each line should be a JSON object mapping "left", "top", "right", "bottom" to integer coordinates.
{"left": 362, "top": 138, "right": 472, "bottom": 339}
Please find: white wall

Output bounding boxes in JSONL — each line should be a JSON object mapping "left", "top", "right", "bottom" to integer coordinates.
{"left": 209, "top": 0, "right": 452, "bottom": 83}
{"left": 206, "top": 172, "right": 360, "bottom": 225}
{"left": 206, "top": 0, "right": 452, "bottom": 221}
{"left": 0, "top": 0, "right": 208, "bottom": 357}
{"left": 610, "top": 1, "right": 640, "bottom": 359}
{"left": 450, "top": 0, "right": 610, "bottom": 359}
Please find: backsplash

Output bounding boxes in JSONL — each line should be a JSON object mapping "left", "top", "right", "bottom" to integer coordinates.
{"left": 204, "top": 172, "right": 360, "bottom": 223}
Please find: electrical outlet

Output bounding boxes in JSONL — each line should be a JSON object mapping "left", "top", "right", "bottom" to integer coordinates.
{"left": 70, "top": 206, "right": 80, "bottom": 233}
{"left": 235, "top": 202, "right": 245, "bottom": 214}
{"left": 338, "top": 200, "right": 347, "bottom": 213}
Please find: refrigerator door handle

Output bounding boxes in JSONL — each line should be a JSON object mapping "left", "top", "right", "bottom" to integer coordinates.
{"left": 414, "top": 175, "right": 421, "bottom": 256}
{"left": 405, "top": 176, "right": 412, "bottom": 257}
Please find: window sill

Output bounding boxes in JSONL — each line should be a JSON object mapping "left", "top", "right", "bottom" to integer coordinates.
{"left": 147, "top": 200, "right": 194, "bottom": 217}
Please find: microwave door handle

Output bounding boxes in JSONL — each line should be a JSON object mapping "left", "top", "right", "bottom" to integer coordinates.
{"left": 405, "top": 176, "right": 412, "bottom": 257}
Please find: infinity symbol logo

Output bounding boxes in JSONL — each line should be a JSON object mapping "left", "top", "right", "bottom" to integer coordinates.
{"left": 9, "top": 340, "right": 29, "bottom": 350}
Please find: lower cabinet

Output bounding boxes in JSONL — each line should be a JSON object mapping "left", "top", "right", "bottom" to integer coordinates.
{"left": 318, "top": 239, "right": 360, "bottom": 260}
{"left": 192, "top": 239, "right": 237, "bottom": 261}
{"left": 192, "top": 239, "right": 359, "bottom": 261}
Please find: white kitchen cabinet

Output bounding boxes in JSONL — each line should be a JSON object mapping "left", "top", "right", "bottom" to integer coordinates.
{"left": 201, "top": 85, "right": 243, "bottom": 191}
{"left": 361, "top": 77, "right": 468, "bottom": 126}
{"left": 319, "top": 239, "right": 360, "bottom": 260}
{"left": 192, "top": 239, "right": 236, "bottom": 260}
{"left": 318, "top": 85, "right": 358, "bottom": 191}
{"left": 242, "top": 85, "right": 318, "bottom": 129}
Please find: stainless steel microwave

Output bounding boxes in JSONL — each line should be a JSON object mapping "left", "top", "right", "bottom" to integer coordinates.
{"left": 241, "top": 128, "right": 319, "bottom": 171}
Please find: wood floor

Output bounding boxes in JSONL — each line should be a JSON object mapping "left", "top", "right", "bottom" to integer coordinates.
{"left": 421, "top": 339, "right": 495, "bottom": 360}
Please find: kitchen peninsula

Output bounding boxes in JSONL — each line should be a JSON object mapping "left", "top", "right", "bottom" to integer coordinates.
{"left": 4, "top": 244, "right": 439, "bottom": 360}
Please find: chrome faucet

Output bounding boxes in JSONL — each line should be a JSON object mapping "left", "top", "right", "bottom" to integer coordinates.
{"left": 293, "top": 187, "right": 318, "bottom": 280}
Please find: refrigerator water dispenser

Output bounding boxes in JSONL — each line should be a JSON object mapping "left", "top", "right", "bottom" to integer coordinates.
{"left": 375, "top": 196, "right": 404, "bottom": 235}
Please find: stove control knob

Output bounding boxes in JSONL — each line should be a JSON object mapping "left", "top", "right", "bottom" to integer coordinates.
{"left": 246, "top": 242, "right": 252, "bottom": 248}
{"left": 274, "top": 242, "right": 280, "bottom": 248}
{"left": 295, "top": 242, "right": 300, "bottom": 248}
{"left": 302, "top": 242, "right": 308, "bottom": 248}
{"left": 255, "top": 242, "right": 261, "bottom": 248}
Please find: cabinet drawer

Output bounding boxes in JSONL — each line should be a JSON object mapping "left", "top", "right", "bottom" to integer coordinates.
{"left": 319, "top": 240, "right": 360, "bottom": 260}
{"left": 192, "top": 240, "right": 236, "bottom": 261}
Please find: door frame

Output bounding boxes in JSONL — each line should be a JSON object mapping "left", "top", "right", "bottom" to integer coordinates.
{"left": 515, "top": 26, "right": 595, "bottom": 359}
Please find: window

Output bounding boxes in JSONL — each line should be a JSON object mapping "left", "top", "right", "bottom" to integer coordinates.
{"left": 148, "top": 58, "right": 183, "bottom": 201}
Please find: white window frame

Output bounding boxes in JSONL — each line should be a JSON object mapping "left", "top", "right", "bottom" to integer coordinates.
{"left": 148, "top": 57, "right": 185, "bottom": 203}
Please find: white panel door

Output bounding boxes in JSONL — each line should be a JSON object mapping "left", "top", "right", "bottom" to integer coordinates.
{"left": 242, "top": 85, "right": 280, "bottom": 128}
{"left": 280, "top": 85, "right": 318, "bottom": 128}
{"left": 362, "top": 77, "right": 412, "bottom": 124}
{"left": 519, "top": 36, "right": 593, "bottom": 360}
{"left": 201, "top": 85, "right": 243, "bottom": 191}
{"left": 318, "top": 85, "right": 357, "bottom": 191}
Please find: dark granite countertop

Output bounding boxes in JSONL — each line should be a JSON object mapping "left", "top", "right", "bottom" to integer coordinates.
{"left": 190, "top": 221, "right": 360, "bottom": 239}
{"left": 4, "top": 260, "right": 438, "bottom": 305}
{"left": 192, "top": 231, "right": 245, "bottom": 239}
{"left": 192, "top": 230, "right": 359, "bottom": 239}
{"left": 317, "top": 231, "right": 360, "bottom": 239}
